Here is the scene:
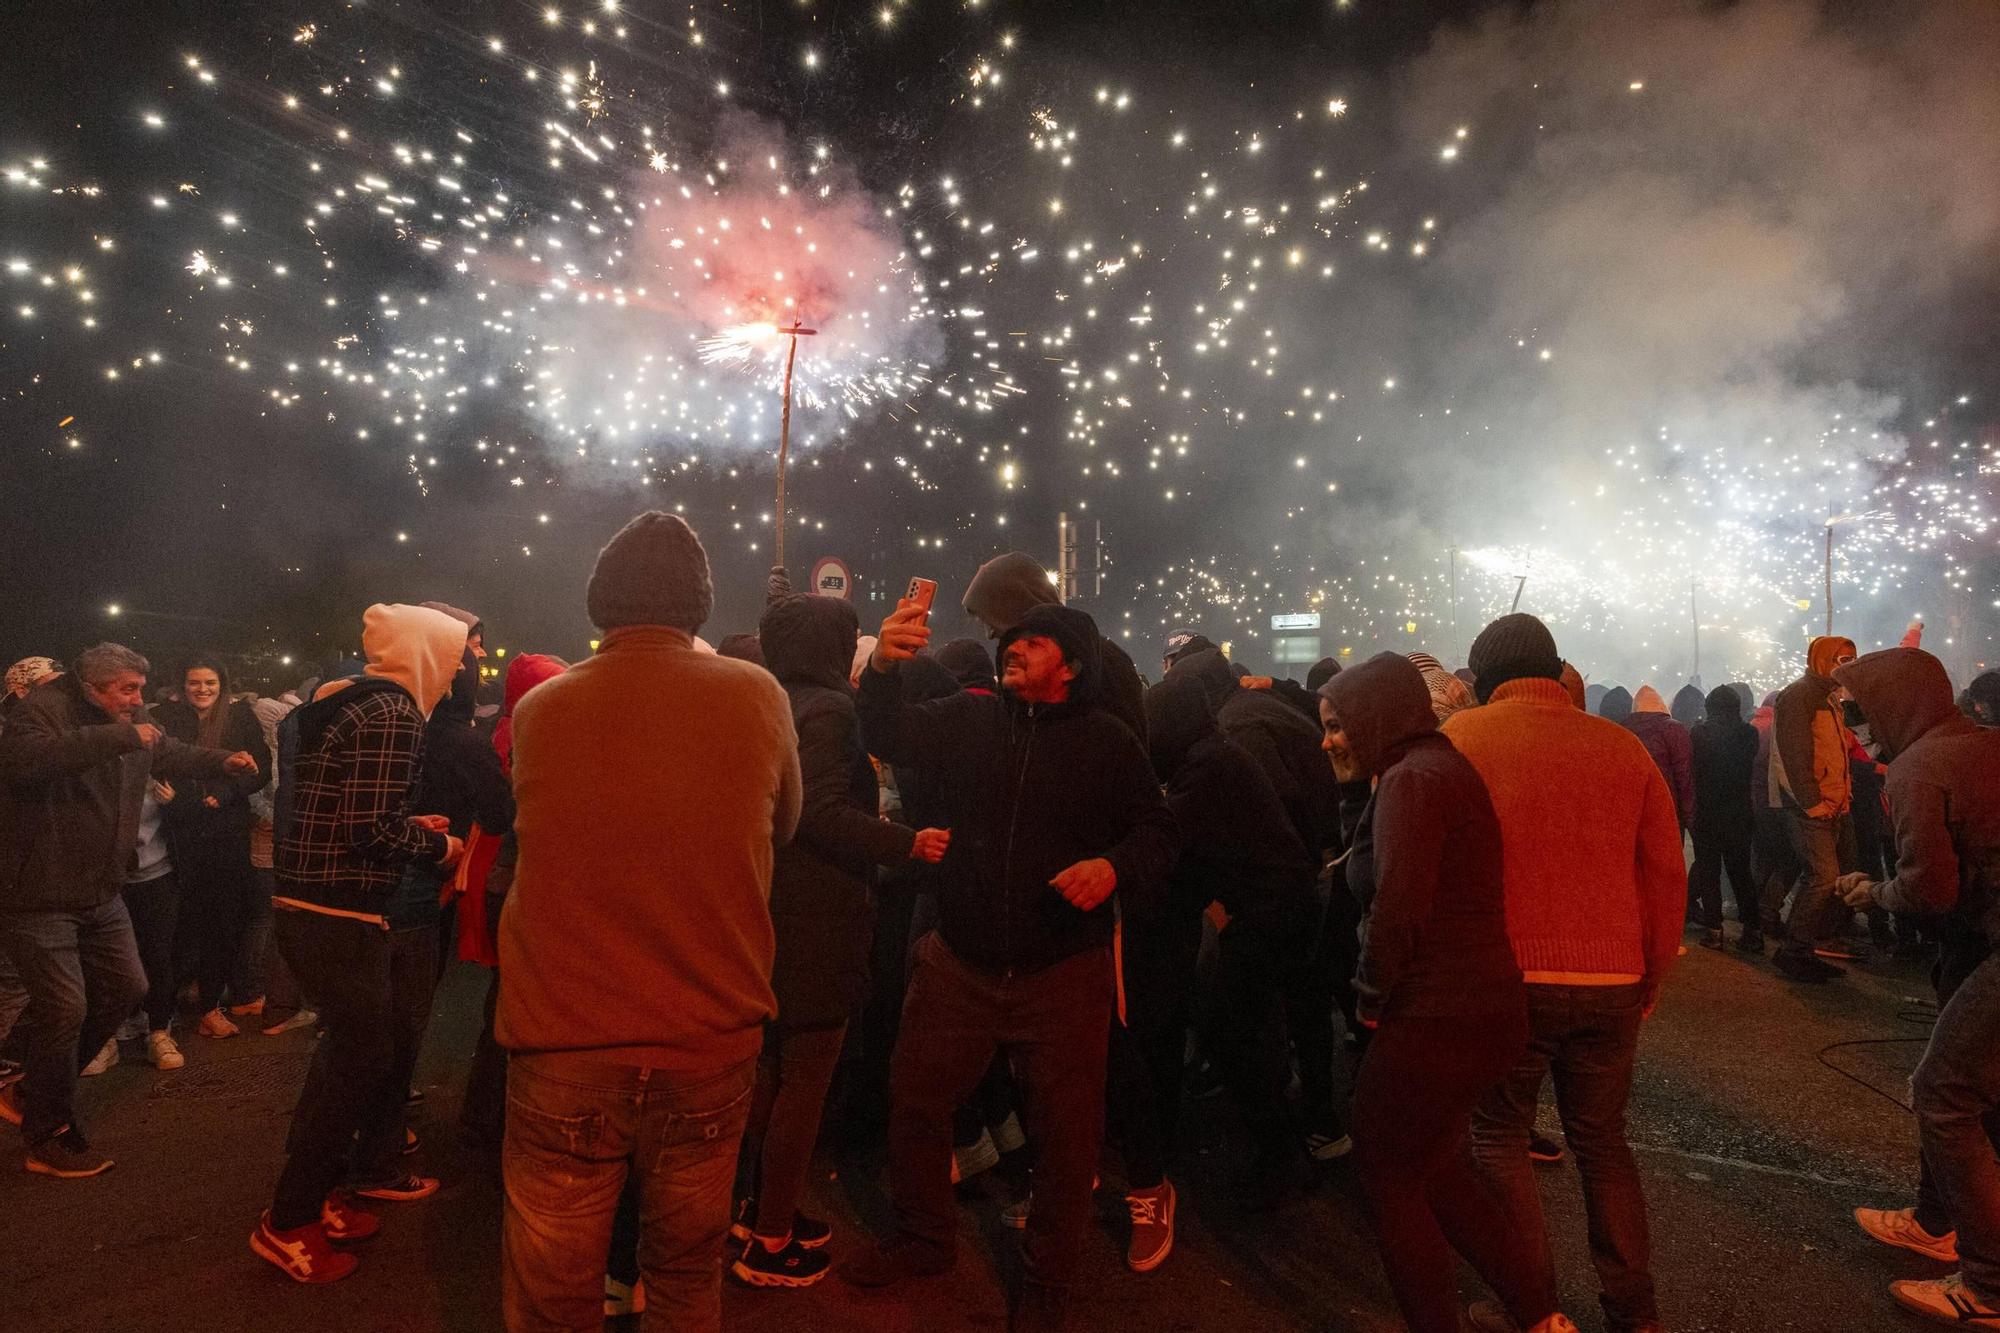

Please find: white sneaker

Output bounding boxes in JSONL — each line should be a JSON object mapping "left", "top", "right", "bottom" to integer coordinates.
{"left": 81, "top": 1039, "right": 119, "bottom": 1076}
{"left": 146, "top": 1031, "right": 185, "bottom": 1071}
{"left": 1855, "top": 1205, "right": 1958, "bottom": 1263}
{"left": 1891, "top": 1272, "right": 2000, "bottom": 1325}
{"left": 951, "top": 1128, "right": 999, "bottom": 1185}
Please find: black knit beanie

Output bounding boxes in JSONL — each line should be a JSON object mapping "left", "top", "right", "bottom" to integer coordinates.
{"left": 585, "top": 512, "right": 714, "bottom": 633}
{"left": 1467, "top": 613, "right": 1563, "bottom": 703}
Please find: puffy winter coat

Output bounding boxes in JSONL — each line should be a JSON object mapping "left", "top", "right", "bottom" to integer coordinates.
{"left": 1690, "top": 686, "right": 1758, "bottom": 839}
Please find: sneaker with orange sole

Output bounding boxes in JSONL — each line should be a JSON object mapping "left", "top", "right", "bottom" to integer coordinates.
{"left": 321, "top": 1191, "right": 381, "bottom": 1244}
{"left": 250, "top": 1212, "right": 359, "bottom": 1284}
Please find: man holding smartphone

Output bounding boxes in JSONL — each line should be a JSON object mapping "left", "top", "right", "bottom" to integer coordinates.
{"left": 845, "top": 594, "right": 1179, "bottom": 1332}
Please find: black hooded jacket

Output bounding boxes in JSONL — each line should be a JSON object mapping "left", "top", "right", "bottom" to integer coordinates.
{"left": 961, "top": 552, "right": 1148, "bottom": 747}
{"left": 1671, "top": 684, "right": 1707, "bottom": 726}
{"left": 1689, "top": 685, "right": 1758, "bottom": 839}
{"left": 1835, "top": 649, "right": 2000, "bottom": 953}
{"left": 1144, "top": 672, "right": 1314, "bottom": 928}
{"left": 857, "top": 603, "right": 1178, "bottom": 972}
{"left": 762, "top": 594, "right": 918, "bottom": 1025}
{"left": 1321, "top": 653, "right": 1521, "bottom": 1022}
{"left": 1168, "top": 647, "right": 1341, "bottom": 856}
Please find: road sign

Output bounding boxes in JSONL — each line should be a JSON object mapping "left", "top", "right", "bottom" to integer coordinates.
{"left": 1271, "top": 612, "right": 1321, "bottom": 631}
{"left": 810, "top": 556, "right": 854, "bottom": 600}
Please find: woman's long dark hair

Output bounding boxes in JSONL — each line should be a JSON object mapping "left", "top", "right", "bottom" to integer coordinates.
{"left": 181, "top": 652, "right": 235, "bottom": 746}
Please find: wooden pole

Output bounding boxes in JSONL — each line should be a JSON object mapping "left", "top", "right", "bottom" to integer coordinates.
{"left": 1511, "top": 575, "right": 1527, "bottom": 614}
{"left": 771, "top": 322, "right": 816, "bottom": 572}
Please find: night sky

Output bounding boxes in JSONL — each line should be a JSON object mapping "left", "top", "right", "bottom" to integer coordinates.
{"left": 4, "top": 0, "right": 1995, "bottom": 691}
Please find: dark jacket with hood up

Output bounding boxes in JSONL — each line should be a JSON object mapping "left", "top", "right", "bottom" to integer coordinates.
{"left": 0, "top": 674, "right": 238, "bottom": 913}
{"left": 858, "top": 603, "right": 1178, "bottom": 973}
{"left": 1321, "top": 653, "right": 1521, "bottom": 1022}
{"left": 1835, "top": 649, "right": 2000, "bottom": 962}
{"left": 961, "top": 552, "right": 1148, "bottom": 748}
{"left": 764, "top": 594, "right": 918, "bottom": 1026}
{"left": 388, "top": 650, "right": 515, "bottom": 929}
{"left": 1144, "top": 671, "right": 1313, "bottom": 928}
{"left": 1671, "top": 684, "right": 1707, "bottom": 726}
{"left": 1689, "top": 685, "right": 1758, "bottom": 839}
{"left": 1169, "top": 647, "right": 1342, "bottom": 856}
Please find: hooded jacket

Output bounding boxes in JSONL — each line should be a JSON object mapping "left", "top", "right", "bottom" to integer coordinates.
{"left": 1835, "top": 649, "right": 2000, "bottom": 948}
{"left": 493, "top": 653, "right": 567, "bottom": 777}
{"left": 1407, "top": 652, "right": 1476, "bottom": 723}
{"left": 1598, "top": 686, "right": 1633, "bottom": 724}
{"left": 1770, "top": 636, "right": 1856, "bottom": 817}
{"left": 1622, "top": 686, "right": 1695, "bottom": 828}
{"left": 762, "top": 594, "right": 918, "bottom": 1027}
{"left": 1144, "top": 672, "right": 1313, "bottom": 928}
{"left": 385, "top": 649, "right": 516, "bottom": 929}
{"left": 857, "top": 602, "right": 1178, "bottom": 972}
{"left": 1961, "top": 671, "right": 2000, "bottom": 728}
{"left": 1690, "top": 685, "right": 1758, "bottom": 839}
{"left": 961, "top": 551, "right": 1148, "bottom": 746}
{"left": 1670, "top": 684, "right": 1707, "bottom": 725}
{"left": 0, "top": 674, "right": 240, "bottom": 913}
{"left": 1168, "top": 646, "right": 1342, "bottom": 856}
{"left": 273, "top": 604, "right": 465, "bottom": 918}
{"left": 1322, "top": 654, "right": 1521, "bottom": 1020}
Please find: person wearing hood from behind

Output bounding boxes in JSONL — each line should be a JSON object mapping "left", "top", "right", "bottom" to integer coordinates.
{"left": 1768, "top": 635, "right": 1860, "bottom": 983}
{"left": 1670, "top": 684, "right": 1706, "bottom": 726}
{"left": 1960, "top": 671, "right": 2000, "bottom": 728}
{"left": 730, "top": 593, "right": 948, "bottom": 1289}
{"left": 847, "top": 596, "right": 1177, "bottom": 1331}
{"left": 1689, "top": 685, "right": 1760, "bottom": 951}
{"left": 252, "top": 603, "right": 470, "bottom": 1285}
{"left": 1622, "top": 686, "right": 1695, "bottom": 834}
{"left": 962, "top": 551, "right": 1148, "bottom": 745}
{"left": 1835, "top": 649, "right": 2000, "bottom": 1326}
{"left": 1320, "top": 654, "right": 1559, "bottom": 1333}
{"left": 1598, "top": 685, "right": 1634, "bottom": 724}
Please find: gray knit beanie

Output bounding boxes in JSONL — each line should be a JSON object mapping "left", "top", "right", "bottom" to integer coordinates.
{"left": 585, "top": 512, "right": 714, "bottom": 633}
{"left": 1467, "top": 613, "right": 1563, "bottom": 703}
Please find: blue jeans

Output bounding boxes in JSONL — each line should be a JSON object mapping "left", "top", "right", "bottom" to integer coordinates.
{"left": 1914, "top": 952, "right": 2000, "bottom": 1302}
{"left": 1471, "top": 982, "right": 1657, "bottom": 1331}
{"left": 502, "top": 1051, "right": 755, "bottom": 1333}
{"left": 0, "top": 899, "right": 147, "bottom": 1144}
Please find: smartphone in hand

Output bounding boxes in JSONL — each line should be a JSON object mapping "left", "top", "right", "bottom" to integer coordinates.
{"left": 905, "top": 577, "right": 938, "bottom": 626}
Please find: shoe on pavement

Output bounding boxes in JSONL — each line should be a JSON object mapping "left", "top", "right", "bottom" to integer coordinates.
{"left": 1305, "top": 1128, "right": 1354, "bottom": 1162}
{"left": 1528, "top": 1131, "right": 1565, "bottom": 1164}
{"left": 1890, "top": 1272, "right": 2000, "bottom": 1325}
{"left": 840, "top": 1238, "right": 952, "bottom": 1289}
{"left": 1466, "top": 1303, "right": 1581, "bottom": 1333}
{"left": 402, "top": 1126, "right": 420, "bottom": 1156}
{"left": 732, "top": 1233, "right": 832, "bottom": 1288}
{"left": 1815, "top": 941, "right": 1865, "bottom": 962}
{"left": 353, "top": 1173, "right": 439, "bottom": 1202}
{"left": 1775, "top": 951, "right": 1844, "bottom": 982}
{"left": 952, "top": 1128, "right": 999, "bottom": 1185}
{"left": 993, "top": 1110, "right": 1027, "bottom": 1154}
{"left": 146, "top": 1031, "right": 185, "bottom": 1071}
{"left": 0, "top": 1083, "right": 22, "bottom": 1127}
{"left": 1856, "top": 1206, "right": 1959, "bottom": 1263}
{"left": 604, "top": 1276, "right": 645, "bottom": 1317}
{"left": 250, "top": 1211, "right": 358, "bottom": 1284}
{"left": 1001, "top": 1192, "right": 1033, "bottom": 1230}
{"left": 321, "top": 1190, "right": 381, "bottom": 1244}
{"left": 25, "top": 1127, "right": 113, "bottom": 1178}
{"left": 729, "top": 1198, "right": 830, "bottom": 1248}
{"left": 1736, "top": 931, "right": 1766, "bottom": 955}
{"left": 227, "top": 996, "right": 266, "bottom": 1017}
{"left": 1699, "top": 928, "right": 1725, "bottom": 951}
{"left": 197, "top": 1009, "right": 239, "bottom": 1039}
{"left": 1125, "top": 1180, "right": 1176, "bottom": 1273}
{"left": 262, "top": 1008, "right": 319, "bottom": 1036}
{"left": 81, "top": 1039, "right": 119, "bottom": 1076}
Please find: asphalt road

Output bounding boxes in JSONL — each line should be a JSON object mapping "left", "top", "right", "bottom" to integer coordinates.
{"left": 0, "top": 929, "right": 1953, "bottom": 1332}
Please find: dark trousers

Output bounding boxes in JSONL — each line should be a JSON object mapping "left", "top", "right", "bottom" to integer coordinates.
{"left": 0, "top": 948, "right": 26, "bottom": 1052}
{"left": 462, "top": 966, "right": 508, "bottom": 1148}
{"left": 0, "top": 899, "right": 147, "bottom": 1144}
{"left": 1107, "top": 898, "right": 1204, "bottom": 1189}
{"left": 355, "top": 924, "right": 440, "bottom": 1183}
{"left": 1688, "top": 824, "right": 1754, "bottom": 932}
{"left": 502, "top": 1052, "right": 755, "bottom": 1333}
{"left": 1776, "top": 810, "right": 1853, "bottom": 962}
{"left": 270, "top": 908, "right": 396, "bottom": 1229}
{"left": 1354, "top": 1006, "right": 1545, "bottom": 1333}
{"left": 742, "top": 1021, "right": 849, "bottom": 1237}
{"left": 889, "top": 933, "right": 1113, "bottom": 1292}
{"left": 255, "top": 870, "right": 308, "bottom": 1018}
{"left": 179, "top": 836, "right": 259, "bottom": 1011}
{"left": 1217, "top": 916, "right": 1308, "bottom": 1165}
{"left": 121, "top": 872, "right": 181, "bottom": 1031}
{"left": 1750, "top": 806, "right": 1798, "bottom": 938}
{"left": 1914, "top": 936, "right": 2000, "bottom": 1243}
{"left": 1471, "top": 982, "right": 1657, "bottom": 1332}
{"left": 1914, "top": 952, "right": 2000, "bottom": 1303}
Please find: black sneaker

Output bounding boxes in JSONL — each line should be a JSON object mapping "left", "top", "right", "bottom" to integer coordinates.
{"left": 1735, "top": 931, "right": 1766, "bottom": 955}
{"left": 1698, "top": 928, "right": 1725, "bottom": 951}
{"left": 1528, "top": 1131, "right": 1565, "bottom": 1164}
{"left": 353, "top": 1173, "right": 439, "bottom": 1201}
{"left": 731, "top": 1234, "right": 831, "bottom": 1288}
{"left": 1776, "top": 951, "right": 1844, "bottom": 982}
{"left": 729, "top": 1202, "right": 830, "bottom": 1249}
{"left": 25, "top": 1126, "right": 113, "bottom": 1178}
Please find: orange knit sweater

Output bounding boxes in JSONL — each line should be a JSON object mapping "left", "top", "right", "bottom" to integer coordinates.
{"left": 1442, "top": 677, "right": 1686, "bottom": 983}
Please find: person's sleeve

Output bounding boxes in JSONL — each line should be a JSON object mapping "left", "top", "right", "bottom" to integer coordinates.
{"left": 1100, "top": 729, "right": 1180, "bottom": 911}
{"left": 0, "top": 702, "right": 141, "bottom": 787}
{"left": 1634, "top": 760, "right": 1688, "bottom": 978}
{"left": 1670, "top": 727, "right": 1695, "bottom": 827}
{"left": 855, "top": 666, "right": 974, "bottom": 771}
{"left": 342, "top": 701, "right": 447, "bottom": 864}
{"left": 148, "top": 734, "right": 236, "bottom": 783}
{"left": 1871, "top": 776, "right": 1960, "bottom": 919}
{"left": 1772, "top": 685, "right": 1824, "bottom": 811}
{"left": 1352, "top": 765, "right": 1446, "bottom": 1015}
{"left": 468, "top": 739, "right": 516, "bottom": 837}
{"left": 793, "top": 702, "right": 917, "bottom": 866}
{"left": 771, "top": 696, "right": 803, "bottom": 847}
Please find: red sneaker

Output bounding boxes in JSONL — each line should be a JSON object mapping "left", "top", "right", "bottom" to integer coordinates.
{"left": 250, "top": 1212, "right": 359, "bottom": 1284}
{"left": 322, "top": 1191, "right": 381, "bottom": 1244}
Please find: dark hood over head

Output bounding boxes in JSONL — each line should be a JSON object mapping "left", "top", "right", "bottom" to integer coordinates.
{"left": 1834, "top": 648, "right": 1963, "bottom": 760}
{"left": 1703, "top": 684, "right": 1743, "bottom": 720}
{"left": 1599, "top": 686, "right": 1633, "bottom": 722}
{"left": 1319, "top": 651, "right": 1438, "bottom": 777}
{"left": 1672, "top": 684, "right": 1706, "bottom": 724}
{"left": 435, "top": 646, "right": 480, "bottom": 725}
{"left": 759, "top": 594, "right": 860, "bottom": 692}
{"left": 934, "top": 638, "right": 997, "bottom": 692}
{"left": 1165, "top": 645, "right": 1236, "bottom": 713}
{"left": 997, "top": 603, "right": 1103, "bottom": 707}
{"left": 1144, "top": 670, "right": 1217, "bottom": 779}
{"left": 962, "top": 551, "right": 1060, "bottom": 636}
{"left": 1962, "top": 671, "right": 2000, "bottom": 727}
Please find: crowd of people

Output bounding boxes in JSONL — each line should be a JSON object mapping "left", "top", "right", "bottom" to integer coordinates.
{"left": 3, "top": 509, "right": 1998, "bottom": 1333}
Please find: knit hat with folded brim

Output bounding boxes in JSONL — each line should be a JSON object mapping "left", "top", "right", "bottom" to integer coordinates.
{"left": 585, "top": 512, "right": 714, "bottom": 633}
{"left": 1467, "top": 613, "right": 1563, "bottom": 703}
